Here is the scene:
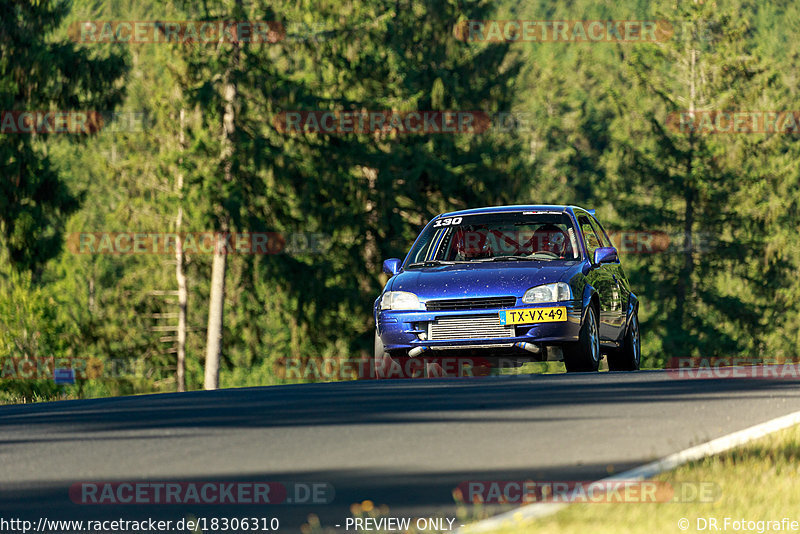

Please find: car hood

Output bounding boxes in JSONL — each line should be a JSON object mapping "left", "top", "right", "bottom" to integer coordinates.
{"left": 389, "top": 261, "right": 582, "bottom": 300}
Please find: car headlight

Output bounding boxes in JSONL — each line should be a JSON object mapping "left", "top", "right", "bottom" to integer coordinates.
{"left": 522, "top": 282, "right": 572, "bottom": 304}
{"left": 380, "top": 291, "right": 422, "bottom": 310}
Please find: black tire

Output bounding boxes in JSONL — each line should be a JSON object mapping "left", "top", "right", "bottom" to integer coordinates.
{"left": 374, "top": 332, "right": 425, "bottom": 379}
{"left": 374, "top": 332, "right": 392, "bottom": 379}
{"left": 607, "top": 311, "right": 641, "bottom": 371}
{"left": 563, "top": 305, "right": 601, "bottom": 372}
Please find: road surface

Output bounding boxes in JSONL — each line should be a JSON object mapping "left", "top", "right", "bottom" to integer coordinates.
{"left": 2, "top": 368, "right": 800, "bottom": 532}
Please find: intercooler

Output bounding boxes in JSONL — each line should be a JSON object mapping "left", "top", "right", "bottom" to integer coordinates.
{"left": 428, "top": 314, "right": 514, "bottom": 341}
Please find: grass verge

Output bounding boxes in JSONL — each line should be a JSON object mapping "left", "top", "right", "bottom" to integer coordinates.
{"left": 471, "top": 423, "right": 800, "bottom": 533}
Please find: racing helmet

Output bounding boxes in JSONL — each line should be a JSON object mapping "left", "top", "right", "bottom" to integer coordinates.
{"left": 532, "top": 224, "right": 569, "bottom": 257}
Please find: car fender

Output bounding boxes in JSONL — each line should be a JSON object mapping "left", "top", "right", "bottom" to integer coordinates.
{"left": 624, "top": 291, "right": 639, "bottom": 328}
{"left": 580, "top": 283, "right": 598, "bottom": 323}
{"left": 373, "top": 297, "right": 381, "bottom": 327}
{"left": 374, "top": 277, "right": 397, "bottom": 329}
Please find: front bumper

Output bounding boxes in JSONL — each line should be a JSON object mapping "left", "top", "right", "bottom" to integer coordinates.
{"left": 377, "top": 301, "right": 583, "bottom": 354}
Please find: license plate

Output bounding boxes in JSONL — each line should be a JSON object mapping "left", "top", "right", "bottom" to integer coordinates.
{"left": 499, "top": 307, "right": 567, "bottom": 325}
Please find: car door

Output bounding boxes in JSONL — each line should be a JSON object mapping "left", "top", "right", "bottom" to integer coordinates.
{"left": 588, "top": 215, "right": 628, "bottom": 338}
{"left": 576, "top": 213, "right": 618, "bottom": 342}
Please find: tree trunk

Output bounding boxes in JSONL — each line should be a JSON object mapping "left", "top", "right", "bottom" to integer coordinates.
{"left": 204, "top": 232, "right": 227, "bottom": 389}
{"left": 176, "top": 107, "right": 187, "bottom": 393}
{"left": 204, "top": 8, "right": 240, "bottom": 390}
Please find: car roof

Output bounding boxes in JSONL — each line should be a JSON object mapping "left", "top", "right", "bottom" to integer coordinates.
{"left": 437, "top": 205, "right": 592, "bottom": 218}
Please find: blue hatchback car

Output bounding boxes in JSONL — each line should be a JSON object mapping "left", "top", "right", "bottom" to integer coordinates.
{"left": 374, "top": 205, "right": 640, "bottom": 377}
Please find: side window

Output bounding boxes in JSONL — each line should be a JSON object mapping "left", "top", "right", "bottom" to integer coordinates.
{"left": 589, "top": 216, "right": 613, "bottom": 248}
{"left": 578, "top": 215, "right": 602, "bottom": 258}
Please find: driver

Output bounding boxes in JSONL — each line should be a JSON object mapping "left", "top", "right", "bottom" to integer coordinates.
{"left": 454, "top": 228, "right": 491, "bottom": 259}
{"left": 532, "top": 224, "right": 569, "bottom": 257}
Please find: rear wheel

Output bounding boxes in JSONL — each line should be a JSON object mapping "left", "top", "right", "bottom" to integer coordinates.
{"left": 563, "top": 305, "right": 600, "bottom": 372}
{"left": 607, "top": 311, "right": 640, "bottom": 371}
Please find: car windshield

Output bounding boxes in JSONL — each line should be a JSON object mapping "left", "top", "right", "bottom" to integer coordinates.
{"left": 404, "top": 211, "right": 580, "bottom": 268}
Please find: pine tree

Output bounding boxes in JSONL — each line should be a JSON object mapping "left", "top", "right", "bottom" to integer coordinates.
{"left": 0, "top": 0, "right": 127, "bottom": 274}
{"left": 603, "top": 0, "right": 779, "bottom": 364}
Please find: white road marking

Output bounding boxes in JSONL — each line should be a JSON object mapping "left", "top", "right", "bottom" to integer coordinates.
{"left": 459, "top": 408, "right": 800, "bottom": 532}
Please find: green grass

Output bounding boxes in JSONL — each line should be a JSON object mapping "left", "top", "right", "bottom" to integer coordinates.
{"left": 0, "top": 377, "right": 180, "bottom": 405}
{"left": 469, "top": 424, "right": 800, "bottom": 534}
{"left": 494, "top": 361, "right": 566, "bottom": 375}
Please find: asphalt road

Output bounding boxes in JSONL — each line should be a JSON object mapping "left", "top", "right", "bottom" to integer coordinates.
{"left": 2, "top": 368, "right": 800, "bottom": 533}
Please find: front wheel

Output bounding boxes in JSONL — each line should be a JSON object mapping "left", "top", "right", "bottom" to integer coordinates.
{"left": 563, "top": 305, "right": 600, "bottom": 372}
{"left": 374, "top": 332, "right": 426, "bottom": 378}
{"left": 607, "top": 311, "right": 640, "bottom": 371}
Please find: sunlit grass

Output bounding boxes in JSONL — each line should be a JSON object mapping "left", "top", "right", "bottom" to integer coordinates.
{"left": 473, "top": 424, "right": 800, "bottom": 534}
{"left": 494, "top": 361, "right": 566, "bottom": 375}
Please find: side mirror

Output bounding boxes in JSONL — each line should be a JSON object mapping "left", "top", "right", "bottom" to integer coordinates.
{"left": 382, "top": 258, "right": 402, "bottom": 275}
{"left": 593, "top": 247, "right": 619, "bottom": 265}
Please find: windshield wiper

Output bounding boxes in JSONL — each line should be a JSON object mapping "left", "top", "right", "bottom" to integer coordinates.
{"left": 478, "top": 255, "right": 550, "bottom": 262}
{"left": 407, "top": 260, "right": 458, "bottom": 268}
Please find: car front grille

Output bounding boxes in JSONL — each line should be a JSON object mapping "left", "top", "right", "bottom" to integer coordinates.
{"left": 428, "top": 314, "right": 513, "bottom": 341}
{"left": 426, "top": 296, "right": 517, "bottom": 312}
